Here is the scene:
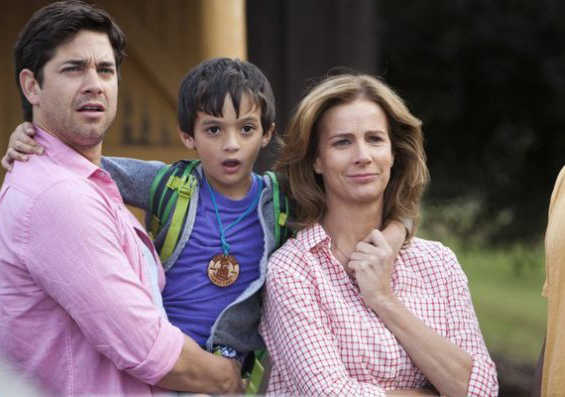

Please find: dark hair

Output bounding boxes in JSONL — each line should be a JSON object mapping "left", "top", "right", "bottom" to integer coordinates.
{"left": 178, "top": 58, "right": 275, "bottom": 136}
{"left": 13, "top": 0, "right": 126, "bottom": 121}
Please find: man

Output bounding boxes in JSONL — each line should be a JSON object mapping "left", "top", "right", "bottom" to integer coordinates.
{"left": 0, "top": 1, "right": 241, "bottom": 395}
{"left": 532, "top": 165, "right": 565, "bottom": 397}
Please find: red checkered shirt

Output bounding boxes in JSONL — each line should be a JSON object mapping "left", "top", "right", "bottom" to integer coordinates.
{"left": 260, "top": 224, "right": 498, "bottom": 396}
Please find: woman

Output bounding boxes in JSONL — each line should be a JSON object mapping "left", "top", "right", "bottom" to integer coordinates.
{"left": 259, "top": 74, "right": 498, "bottom": 396}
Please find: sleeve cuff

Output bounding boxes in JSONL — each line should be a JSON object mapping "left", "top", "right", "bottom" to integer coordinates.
{"left": 466, "top": 356, "right": 499, "bottom": 397}
{"left": 127, "top": 318, "right": 184, "bottom": 385}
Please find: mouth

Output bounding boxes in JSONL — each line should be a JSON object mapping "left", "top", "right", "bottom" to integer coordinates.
{"left": 77, "top": 103, "right": 105, "bottom": 113}
{"left": 222, "top": 159, "right": 241, "bottom": 173}
{"left": 348, "top": 173, "right": 378, "bottom": 182}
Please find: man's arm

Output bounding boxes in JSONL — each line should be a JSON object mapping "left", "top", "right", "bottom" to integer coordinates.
{"left": 158, "top": 335, "right": 242, "bottom": 393}
{"left": 26, "top": 181, "right": 241, "bottom": 393}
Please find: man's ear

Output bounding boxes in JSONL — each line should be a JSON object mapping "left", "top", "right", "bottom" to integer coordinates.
{"left": 262, "top": 122, "right": 275, "bottom": 148}
{"left": 19, "top": 69, "right": 40, "bottom": 106}
{"left": 178, "top": 127, "right": 196, "bottom": 150}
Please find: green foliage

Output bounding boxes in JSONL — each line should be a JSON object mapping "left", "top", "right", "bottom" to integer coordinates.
{"left": 457, "top": 243, "right": 546, "bottom": 362}
{"left": 381, "top": 0, "right": 565, "bottom": 242}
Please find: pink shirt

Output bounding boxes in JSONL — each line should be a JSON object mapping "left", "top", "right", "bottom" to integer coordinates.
{"left": 0, "top": 128, "right": 184, "bottom": 396}
{"left": 260, "top": 224, "right": 498, "bottom": 396}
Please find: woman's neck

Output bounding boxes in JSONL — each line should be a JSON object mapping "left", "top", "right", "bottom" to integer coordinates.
{"left": 322, "top": 200, "right": 383, "bottom": 259}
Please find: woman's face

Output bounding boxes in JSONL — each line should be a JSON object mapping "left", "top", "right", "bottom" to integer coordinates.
{"left": 314, "top": 98, "right": 394, "bottom": 209}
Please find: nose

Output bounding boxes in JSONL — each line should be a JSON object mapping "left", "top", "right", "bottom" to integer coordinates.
{"left": 223, "top": 130, "right": 240, "bottom": 152}
{"left": 354, "top": 141, "right": 371, "bottom": 165}
{"left": 82, "top": 67, "right": 103, "bottom": 95}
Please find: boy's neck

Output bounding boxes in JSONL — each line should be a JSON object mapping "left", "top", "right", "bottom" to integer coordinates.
{"left": 206, "top": 173, "right": 254, "bottom": 200}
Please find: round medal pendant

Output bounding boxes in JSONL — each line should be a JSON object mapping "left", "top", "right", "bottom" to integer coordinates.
{"left": 208, "top": 254, "right": 240, "bottom": 287}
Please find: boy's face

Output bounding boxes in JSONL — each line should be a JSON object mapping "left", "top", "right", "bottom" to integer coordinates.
{"left": 180, "top": 94, "right": 273, "bottom": 199}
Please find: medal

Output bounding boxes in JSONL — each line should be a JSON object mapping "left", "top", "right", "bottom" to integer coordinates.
{"left": 204, "top": 175, "right": 263, "bottom": 288}
{"left": 208, "top": 254, "right": 240, "bottom": 287}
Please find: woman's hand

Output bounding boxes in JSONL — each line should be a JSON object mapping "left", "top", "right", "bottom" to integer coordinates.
{"left": 348, "top": 229, "right": 396, "bottom": 309}
{"left": 1, "top": 122, "right": 43, "bottom": 171}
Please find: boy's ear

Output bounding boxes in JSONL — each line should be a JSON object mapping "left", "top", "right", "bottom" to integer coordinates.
{"left": 178, "top": 127, "right": 196, "bottom": 150}
{"left": 19, "top": 69, "right": 40, "bottom": 106}
{"left": 261, "top": 123, "right": 275, "bottom": 148}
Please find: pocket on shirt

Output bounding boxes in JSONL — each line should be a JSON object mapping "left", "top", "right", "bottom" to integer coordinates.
{"left": 332, "top": 315, "right": 401, "bottom": 382}
{"left": 399, "top": 295, "right": 448, "bottom": 337}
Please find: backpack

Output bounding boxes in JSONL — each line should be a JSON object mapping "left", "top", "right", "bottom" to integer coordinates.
{"left": 148, "top": 159, "right": 290, "bottom": 262}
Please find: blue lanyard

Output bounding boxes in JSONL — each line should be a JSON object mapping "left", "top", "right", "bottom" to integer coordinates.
{"left": 205, "top": 175, "right": 263, "bottom": 256}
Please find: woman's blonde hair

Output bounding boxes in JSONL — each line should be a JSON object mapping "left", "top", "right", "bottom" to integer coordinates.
{"left": 276, "top": 73, "right": 429, "bottom": 239}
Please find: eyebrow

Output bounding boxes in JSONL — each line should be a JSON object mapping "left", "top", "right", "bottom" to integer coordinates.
{"left": 60, "top": 59, "right": 116, "bottom": 68}
{"left": 199, "top": 115, "right": 260, "bottom": 126}
{"left": 329, "top": 132, "right": 354, "bottom": 139}
{"left": 238, "top": 116, "right": 260, "bottom": 123}
{"left": 328, "top": 129, "right": 387, "bottom": 139}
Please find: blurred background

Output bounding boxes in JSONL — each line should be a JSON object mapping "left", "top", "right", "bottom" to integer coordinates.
{"left": 1, "top": 1, "right": 564, "bottom": 395}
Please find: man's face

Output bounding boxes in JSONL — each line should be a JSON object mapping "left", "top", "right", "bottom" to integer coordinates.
{"left": 30, "top": 30, "right": 118, "bottom": 154}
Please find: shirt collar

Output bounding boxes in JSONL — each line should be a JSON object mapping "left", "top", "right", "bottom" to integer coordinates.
{"left": 34, "top": 126, "right": 100, "bottom": 179}
{"left": 297, "top": 223, "right": 332, "bottom": 252}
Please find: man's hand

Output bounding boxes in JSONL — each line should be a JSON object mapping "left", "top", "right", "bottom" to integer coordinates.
{"left": 1, "top": 122, "right": 43, "bottom": 172}
{"left": 157, "top": 336, "right": 244, "bottom": 394}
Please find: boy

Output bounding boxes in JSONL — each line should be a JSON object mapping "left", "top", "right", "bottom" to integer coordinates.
{"left": 3, "top": 58, "right": 408, "bottom": 375}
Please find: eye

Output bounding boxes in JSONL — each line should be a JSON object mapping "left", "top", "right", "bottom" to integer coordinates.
{"left": 333, "top": 138, "right": 351, "bottom": 147}
{"left": 206, "top": 126, "right": 221, "bottom": 135}
{"left": 241, "top": 125, "right": 255, "bottom": 134}
{"left": 98, "top": 67, "right": 115, "bottom": 76}
{"left": 62, "top": 66, "right": 80, "bottom": 73}
{"left": 368, "top": 134, "right": 384, "bottom": 143}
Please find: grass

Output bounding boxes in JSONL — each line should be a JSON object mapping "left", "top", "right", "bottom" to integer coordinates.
{"left": 456, "top": 243, "right": 546, "bottom": 363}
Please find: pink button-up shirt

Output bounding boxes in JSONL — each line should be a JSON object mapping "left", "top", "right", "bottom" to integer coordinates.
{"left": 0, "top": 128, "right": 184, "bottom": 396}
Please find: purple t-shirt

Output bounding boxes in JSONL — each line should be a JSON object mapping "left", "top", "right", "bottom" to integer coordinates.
{"left": 162, "top": 174, "right": 264, "bottom": 346}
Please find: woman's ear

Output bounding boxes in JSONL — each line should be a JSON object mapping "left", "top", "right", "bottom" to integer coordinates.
{"left": 313, "top": 157, "right": 322, "bottom": 174}
{"left": 178, "top": 127, "right": 196, "bottom": 150}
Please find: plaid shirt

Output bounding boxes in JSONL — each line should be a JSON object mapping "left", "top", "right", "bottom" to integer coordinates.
{"left": 260, "top": 224, "right": 498, "bottom": 396}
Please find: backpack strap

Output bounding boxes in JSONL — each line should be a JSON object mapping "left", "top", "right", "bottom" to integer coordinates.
{"left": 148, "top": 160, "right": 200, "bottom": 261}
{"left": 266, "top": 171, "right": 289, "bottom": 249}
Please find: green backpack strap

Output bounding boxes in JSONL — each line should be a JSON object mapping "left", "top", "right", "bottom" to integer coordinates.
{"left": 245, "top": 350, "right": 266, "bottom": 395}
{"left": 266, "top": 171, "right": 289, "bottom": 249}
{"left": 148, "top": 160, "right": 200, "bottom": 261}
{"left": 148, "top": 164, "right": 173, "bottom": 236}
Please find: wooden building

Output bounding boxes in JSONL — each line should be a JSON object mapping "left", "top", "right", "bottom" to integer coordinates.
{"left": 0, "top": 0, "right": 247, "bottom": 187}
{"left": 1, "top": 0, "right": 382, "bottom": 186}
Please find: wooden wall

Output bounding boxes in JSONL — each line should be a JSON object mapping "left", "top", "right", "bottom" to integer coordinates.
{"left": 0, "top": 0, "right": 247, "bottom": 189}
